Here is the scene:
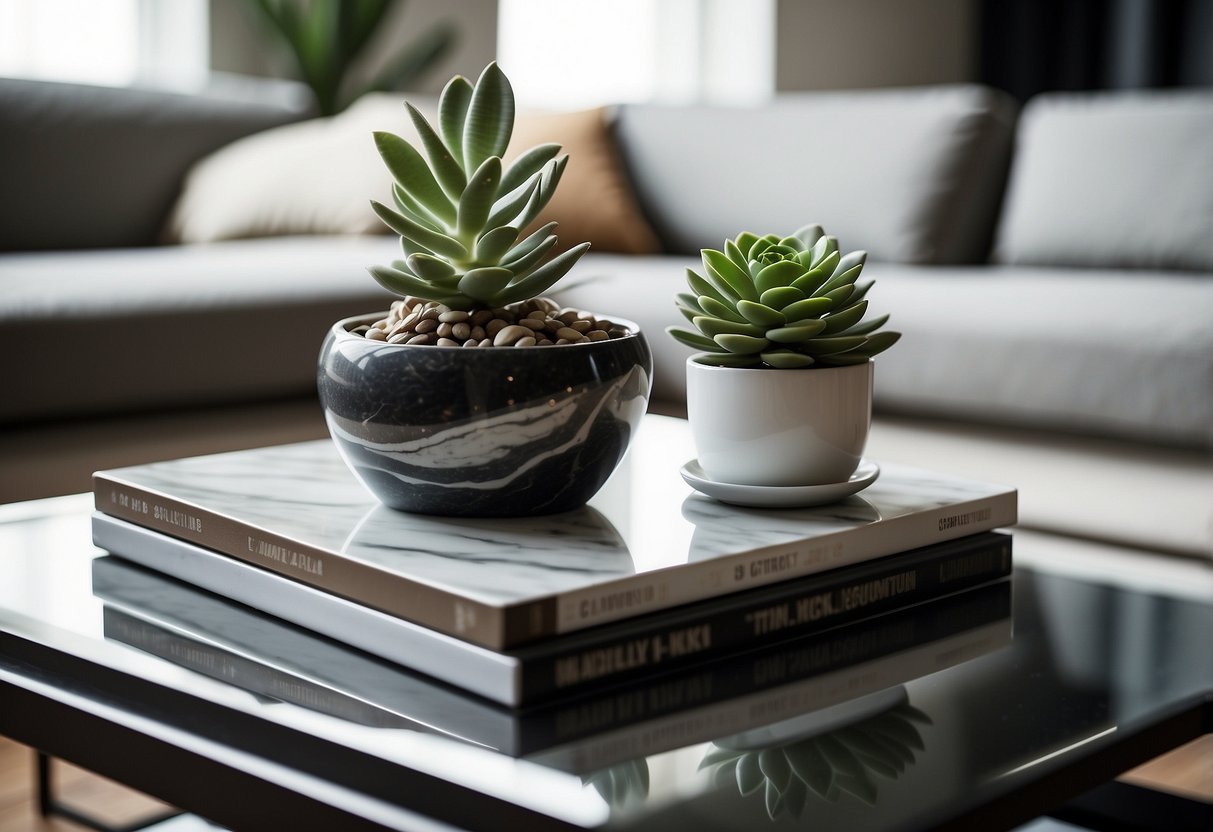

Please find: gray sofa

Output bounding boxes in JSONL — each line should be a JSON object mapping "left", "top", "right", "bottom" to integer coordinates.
{"left": 3, "top": 77, "right": 1210, "bottom": 564}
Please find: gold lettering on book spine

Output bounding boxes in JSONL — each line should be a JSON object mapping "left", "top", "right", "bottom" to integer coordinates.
{"left": 246, "top": 536, "right": 324, "bottom": 577}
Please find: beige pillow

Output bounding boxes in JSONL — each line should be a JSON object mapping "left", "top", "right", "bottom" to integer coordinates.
{"left": 167, "top": 95, "right": 660, "bottom": 255}
{"left": 504, "top": 108, "right": 661, "bottom": 254}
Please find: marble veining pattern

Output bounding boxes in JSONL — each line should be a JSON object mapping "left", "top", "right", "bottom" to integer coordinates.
{"left": 103, "top": 418, "right": 1015, "bottom": 608}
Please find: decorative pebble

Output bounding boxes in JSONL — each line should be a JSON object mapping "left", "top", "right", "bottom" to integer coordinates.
{"left": 494, "top": 324, "right": 532, "bottom": 346}
{"left": 359, "top": 297, "right": 625, "bottom": 349}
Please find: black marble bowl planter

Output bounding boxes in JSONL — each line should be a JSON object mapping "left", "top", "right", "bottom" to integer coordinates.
{"left": 318, "top": 312, "right": 653, "bottom": 517}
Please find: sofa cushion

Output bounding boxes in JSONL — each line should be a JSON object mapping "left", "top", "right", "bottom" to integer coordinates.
{"left": 0, "top": 236, "right": 397, "bottom": 424}
{"left": 612, "top": 86, "right": 1017, "bottom": 263}
{"left": 0, "top": 77, "right": 310, "bottom": 252}
{"left": 868, "top": 263, "right": 1213, "bottom": 449}
{"left": 994, "top": 90, "right": 1213, "bottom": 271}
{"left": 167, "top": 96, "right": 660, "bottom": 255}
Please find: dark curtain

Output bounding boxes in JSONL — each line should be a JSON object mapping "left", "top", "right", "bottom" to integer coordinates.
{"left": 979, "top": 0, "right": 1213, "bottom": 101}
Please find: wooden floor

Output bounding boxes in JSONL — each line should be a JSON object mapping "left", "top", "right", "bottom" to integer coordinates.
{"left": 0, "top": 738, "right": 177, "bottom": 831}
{"left": 0, "top": 735, "right": 1209, "bottom": 830}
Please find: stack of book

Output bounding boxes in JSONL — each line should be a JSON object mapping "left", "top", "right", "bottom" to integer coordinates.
{"left": 90, "top": 435, "right": 1017, "bottom": 710}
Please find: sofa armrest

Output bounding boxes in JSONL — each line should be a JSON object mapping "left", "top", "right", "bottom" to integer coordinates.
{"left": 0, "top": 76, "right": 312, "bottom": 252}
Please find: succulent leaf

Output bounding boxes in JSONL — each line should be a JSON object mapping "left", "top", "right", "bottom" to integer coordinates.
{"left": 700, "top": 295, "right": 750, "bottom": 324}
{"left": 835, "top": 312, "right": 890, "bottom": 337}
{"left": 804, "top": 335, "right": 867, "bottom": 355}
{"left": 667, "top": 326, "right": 719, "bottom": 352}
{"left": 491, "top": 241, "right": 591, "bottom": 305}
{"left": 405, "top": 103, "right": 466, "bottom": 201}
{"left": 766, "top": 320, "right": 828, "bottom": 343}
{"left": 782, "top": 296, "right": 834, "bottom": 322}
{"left": 793, "top": 224, "right": 824, "bottom": 248}
{"left": 391, "top": 184, "right": 444, "bottom": 232}
{"left": 692, "top": 351, "right": 762, "bottom": 367}
{"left": 725, "top": 239, "right": 750, "bottom": 273}
{"left": 374, "top": 132, "right": 456, "bottom": 226}
{"left": 703, "top": 250, "right": 758, "bottom": 302}
{"left": 499, "top": 142, "right": 561, "bottom": 195}
{"left": 715, "top": 333, "right": 770, "bottom": 354}
{"left": 485, "top": 178, "right": 540, "bottom": 231}
{"left": 761, "top": 350, "right": 815, "bottom": 368}
{"left": 462, "top": 63, "right": 514, "bottom": 173}
{"left": 693, "top": 316, "right": 766, "bottom": 339}
{"left": 671, "top": 226, "right": 900, "bottom": 368}
{"left": 457, "top": 156, "right": 502, "bottom": 240}
{"left": 370, "top": 264, "right": 460, "bottom": 304}
{"left": 821, "top": 300, "right": 868, "bottom": 334}
{"left": 501, "top": 234, "right": 557, "bottom": 278}
{"left": 755, "top": 260, "right": 804, "bottom": 293}
{"left": 438, "top": 75, "right": 473, "bottom": 169}
{"left": 815, "top": 263, "right": 863, "bottom": 297}
{"left": 858, "top": 330, "right": 901, "bottom": 356}
{"left": 457, "top": 266, "right": 513, "bottom": 302}
{"left": 736, "top": 300, "right": 786, "bottom": 327}
{"left": 735, "top": 232, "right": 760, "bottom": 257}
{"left": 760, "top": 286, "right": 806, "bottom": 309}
{"left": 822, "top": 284, "right": 854, "bottom": 306}
{"left": 687, "top": 268, "right": 732, "bottom": 306}
{"left": 474, "top": 225, "right": 518, "bottom": 262}
{"left": 791, "top": 252, "right": 840, "bottom": 294}
{"left": 406, "top": 253, "right": 456, "bottom": 281}
{"left": 371, "top": 200, "right": 468, "bottom": 259}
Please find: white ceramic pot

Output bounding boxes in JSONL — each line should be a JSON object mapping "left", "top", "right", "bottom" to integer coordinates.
{"left": 685, "top": 358, "right": 873, "bottom": 487}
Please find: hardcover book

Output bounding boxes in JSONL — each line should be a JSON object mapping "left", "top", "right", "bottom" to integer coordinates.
{"left": 94, "top": 557, "right": 1012, "bottom": 772}
{"left": 92, "top": 516, "right": 1011, "bottom": 705}
{"left": 92, "top": 417, "right": 1017, "bottom": 651}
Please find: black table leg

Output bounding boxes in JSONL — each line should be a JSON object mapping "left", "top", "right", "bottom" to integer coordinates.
{"left": 36, "top": 750, "right": 184, "bottom": 832}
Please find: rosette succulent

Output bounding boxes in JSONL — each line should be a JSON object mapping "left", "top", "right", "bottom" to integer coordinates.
{"left": 668, "top": 226, "right": 901, "bottom": 368}
{"left": 366, "top": 62, "right": 589, "bottom": 311}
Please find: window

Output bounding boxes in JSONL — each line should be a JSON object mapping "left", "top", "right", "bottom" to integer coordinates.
{"left": 497, "top": 0, "right": 774, "bottom": 109}
{"left": 0, "top": 0, "right": 207, "bottom": 89}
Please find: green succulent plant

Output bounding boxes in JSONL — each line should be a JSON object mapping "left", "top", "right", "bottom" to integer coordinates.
{"left": 668, "top": 226, "right": 901, "bottom": 368}
{"left": 367, "top": 62, "right": 589, "bottom": 311}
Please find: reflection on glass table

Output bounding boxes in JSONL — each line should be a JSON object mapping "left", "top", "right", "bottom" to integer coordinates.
{"left": 2, "top": 500, "right": 1212, "bottom": 832}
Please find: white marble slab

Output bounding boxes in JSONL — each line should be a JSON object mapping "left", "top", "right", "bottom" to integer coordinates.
{"left": 98, "top": 415, "right": 1015, "bottom": 608}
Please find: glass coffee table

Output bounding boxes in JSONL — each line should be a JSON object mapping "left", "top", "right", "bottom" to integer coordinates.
{"left": 1, "top": 484, "right": 1211, "bottom": 829}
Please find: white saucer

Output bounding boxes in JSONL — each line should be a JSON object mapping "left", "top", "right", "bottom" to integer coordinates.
{"left": 680, "top": 458, "right": 880, "bottom": 508}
